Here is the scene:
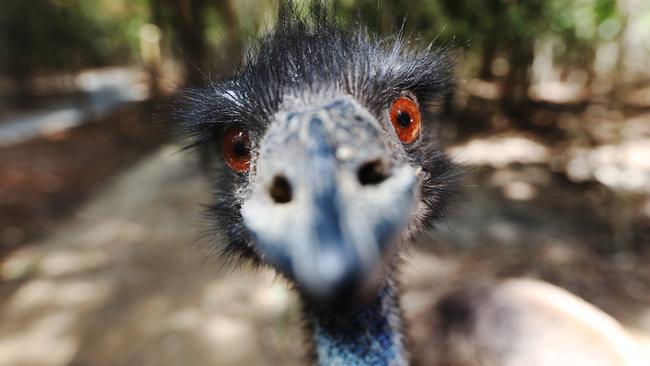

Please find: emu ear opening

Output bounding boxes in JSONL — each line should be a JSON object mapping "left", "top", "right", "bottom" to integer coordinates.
{"left": 389, "top": 96, "right": 421, "bottom": 144}
{"left": 223, "top": 127, "right": 252, "bottom": 173}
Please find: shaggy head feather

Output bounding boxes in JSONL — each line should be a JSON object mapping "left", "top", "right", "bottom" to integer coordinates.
{"left": 177, "top": 1, "right": 458, "bottom": 294}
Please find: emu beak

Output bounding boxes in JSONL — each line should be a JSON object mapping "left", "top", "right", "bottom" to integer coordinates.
{"left": 241, "top": 97, "right": 417, "bottom": 305}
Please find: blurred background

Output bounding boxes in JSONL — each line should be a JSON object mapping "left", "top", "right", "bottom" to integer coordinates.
{"left": 0, "top": 0, "right": 649, "bottom": 365}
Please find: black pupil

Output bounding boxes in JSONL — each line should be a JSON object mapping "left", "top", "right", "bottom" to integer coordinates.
{"left": 396, "top": 111, "right": 411, "bottom": 127}
{"left": 232, "top": 137, "right": 249, "bottom": 157}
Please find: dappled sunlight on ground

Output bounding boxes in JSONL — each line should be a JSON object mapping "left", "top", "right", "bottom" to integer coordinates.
{"left": 450, "top": 135, "right": 550, "bottom": 168}
{"left": 567, "top": 139, "right": 650, "bottom": 192}
{"left": 0, "top": 68, "right": 151, "bottom": 147}
{"left": 0, "top": 147, "right": 304, "bottom": 366}
{"left": 450, "top": 109, "right": 650, "bottom": 195}
{"left": 0, "top": 131, "right": 648, "bottom": 364}
{"left": 529, "top": 81, "right": 590, "bottom": 104}
{"left": 0, "top": 105, "right": 166, "bottom": 253}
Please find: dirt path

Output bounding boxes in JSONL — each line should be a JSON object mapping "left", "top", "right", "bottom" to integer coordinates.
{"left": 1, "top": 145, "right": 648, "bottom": 365}
{"left": 0, "top": 148, "right": 305, "bottom": 366}
{"left": 0, "top": 104, "right": 165, "bottom": 259}
{"left": 0, "top": 68, "right": 149, "bottom": 147}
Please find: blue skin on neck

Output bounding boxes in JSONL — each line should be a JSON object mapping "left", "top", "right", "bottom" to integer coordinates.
{"left": 309, "top": 281, "right": 408, "bottom": 366}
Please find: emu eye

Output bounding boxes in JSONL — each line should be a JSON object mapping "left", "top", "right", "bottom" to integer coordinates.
{"left": 389, "top": 96, "right": 421, "bottom": 144}
{"left": 223, "top": 127, "right": 251, "bottom": 173}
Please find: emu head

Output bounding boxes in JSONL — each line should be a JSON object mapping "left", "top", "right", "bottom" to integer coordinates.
{"left": 180, "top": 4, "right": 456, "bottom": 308}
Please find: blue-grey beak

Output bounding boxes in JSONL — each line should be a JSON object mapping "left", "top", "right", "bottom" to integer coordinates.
{"left": 241, "top": 97, "right": 417, "bottom": 303}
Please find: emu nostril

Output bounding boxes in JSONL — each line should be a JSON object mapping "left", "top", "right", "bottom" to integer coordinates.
{"left": 269, "top": 175, "right": 293, "bottom": 203}
{"left": 357, "top": 160, "right": 390, "bottom": 186}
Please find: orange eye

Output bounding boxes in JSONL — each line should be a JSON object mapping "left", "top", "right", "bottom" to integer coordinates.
{"left": 389, "top": 96, "right": 421, "bottom": 144}
{"left": 223, "top": 127, "right": 251, "bottom": 173}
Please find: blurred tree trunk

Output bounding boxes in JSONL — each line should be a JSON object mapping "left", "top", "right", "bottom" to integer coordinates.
{"left": 149, "top": 0, "right": 209, "bottom": 87}
{"left": 213, "top": 0, "right": 242, "bottom": 72}
{"left": 219, "top": 0, "right": 240, "bottom": 50}
{"left": 502, "top": 37, "right": 534, "bottom": 120}
{"left": 3, "top": 1, "right": 34, "bottom": 104}
{"left": 147, "top": 0, "right": 164, "bottom": 100}
{"left": 478, "top": 39, "right": 497, "bottom": 81}
{"left": 176, "top": 0, "right": 208, "bottom": 87}
{"left": 478, "top": 0, "right": 502, "bottom": 81}
{"left": 610, "top": 16, "right": 628, "bottom": 108}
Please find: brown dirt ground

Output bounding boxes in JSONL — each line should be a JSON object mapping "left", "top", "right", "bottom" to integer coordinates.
{"left": 0, "top": 103, "right": 167, "bottom": 260}
{"left": 0, "top": 101, "right": 648, "bottom": 365}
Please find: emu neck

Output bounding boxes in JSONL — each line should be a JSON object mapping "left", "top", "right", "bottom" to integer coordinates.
{"left": 306, "top": 279, "right": 408, "bottom": 366}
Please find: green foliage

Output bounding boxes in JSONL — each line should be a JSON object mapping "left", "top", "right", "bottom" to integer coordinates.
{"left": 0, "top": 0, "right": 148, "bottom": 78}
{"left": 336, "top": 1, "right": 621, "bottom": 64}
{"left": 0, "top": 0, "right": 638, "bottom": 85}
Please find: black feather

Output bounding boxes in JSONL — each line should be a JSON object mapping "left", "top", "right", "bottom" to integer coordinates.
{"left": 175, "top": 0, "right": 459, "bottom": 264}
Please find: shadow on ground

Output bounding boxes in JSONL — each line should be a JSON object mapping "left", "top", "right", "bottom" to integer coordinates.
{"left": 0, "top": 144, "right": 648, "bottom": 365}
{"left": 0, "top": 149, "right": 305, "bottom": 366}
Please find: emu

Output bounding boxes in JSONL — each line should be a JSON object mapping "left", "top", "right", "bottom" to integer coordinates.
{"left": 178, "top": 3, "right": 644, "bottom": 365}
